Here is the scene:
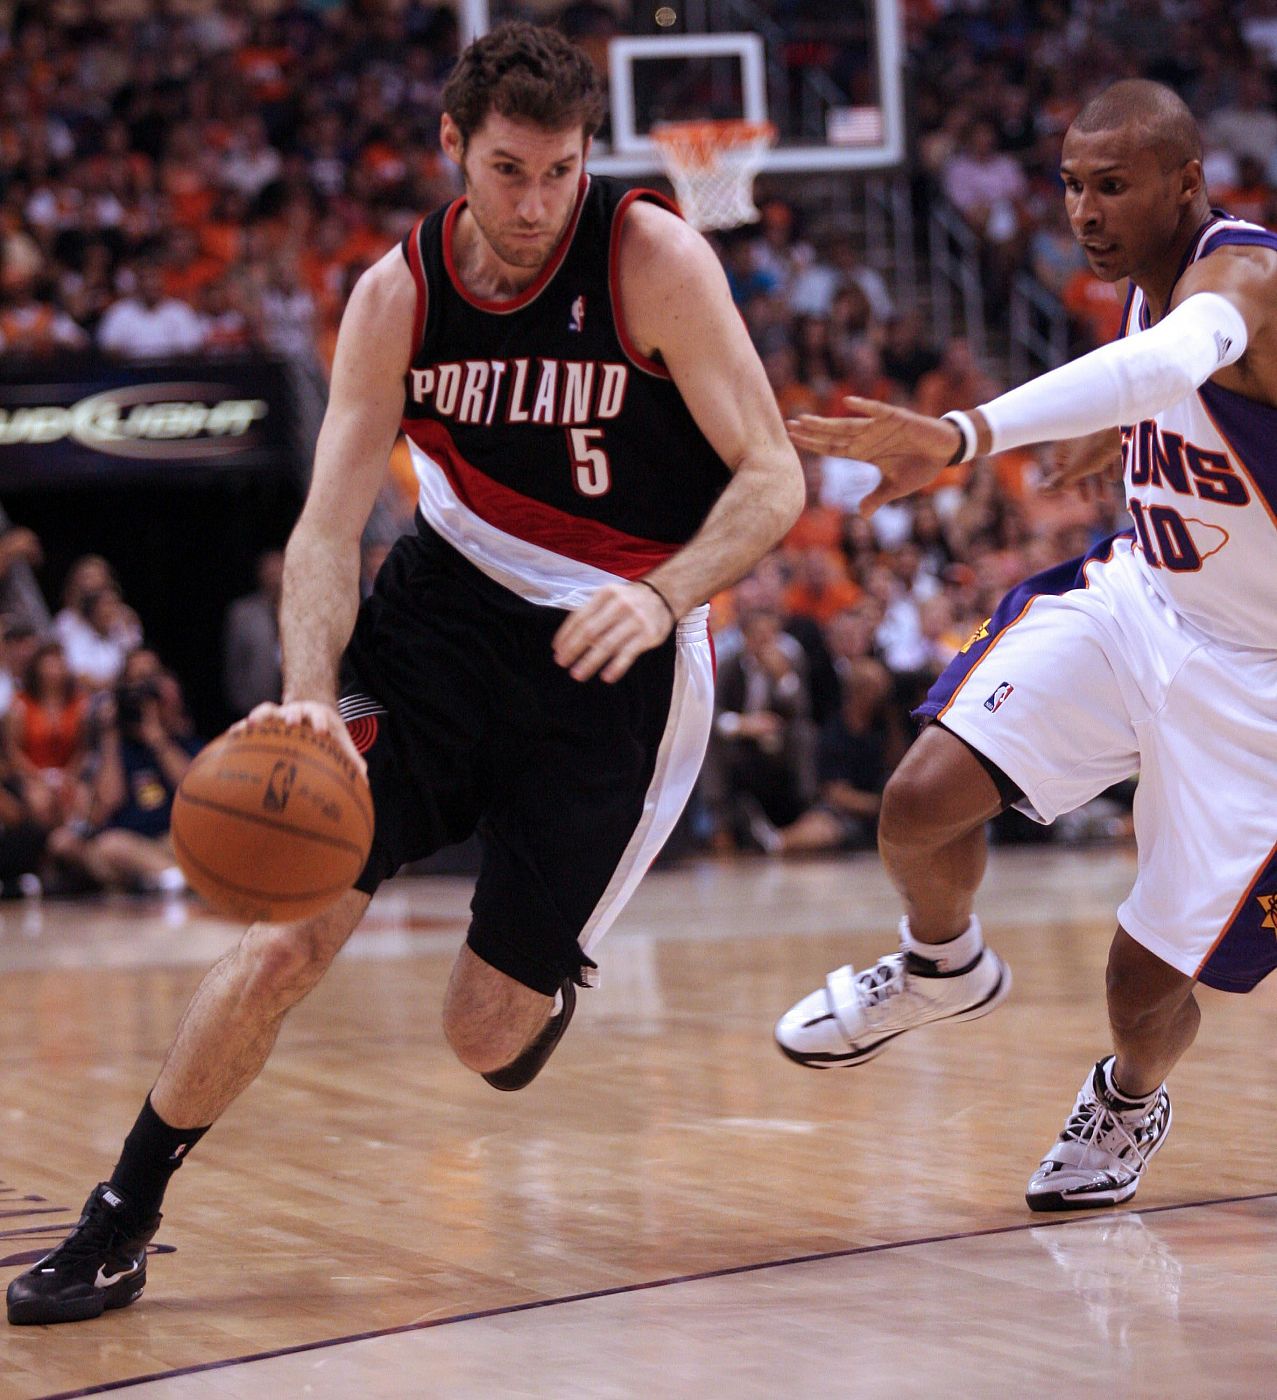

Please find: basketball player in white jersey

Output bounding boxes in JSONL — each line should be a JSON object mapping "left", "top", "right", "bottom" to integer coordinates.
{"left": 774, "top": 80, "right": 1277, "bottom": 1211}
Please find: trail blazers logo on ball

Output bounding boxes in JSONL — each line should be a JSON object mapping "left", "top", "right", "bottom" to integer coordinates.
{"left": 984, "top": 681, "right": 1015, "bottom": 713}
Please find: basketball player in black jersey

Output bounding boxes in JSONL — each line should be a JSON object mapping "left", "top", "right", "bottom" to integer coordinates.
{"left": 8, "top": 23, "right": 803, "bottom": 1325}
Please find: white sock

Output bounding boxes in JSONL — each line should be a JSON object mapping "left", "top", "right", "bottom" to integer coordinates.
{"left": 899, "top": 915, "right": 984, "bottom": 973}
{"left": 1102, "top": 1056, "right": 1159, "bottom": 1109}
{"left": 154, "top": 867, "right": 187, "bottom": 895}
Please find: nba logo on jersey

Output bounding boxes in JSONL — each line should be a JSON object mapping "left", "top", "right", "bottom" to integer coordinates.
{"left": 568, "top": 295, "right": 586, "bottom": 333}
{"left": 984, "top": 681, "right": 1015, "bottom": 713}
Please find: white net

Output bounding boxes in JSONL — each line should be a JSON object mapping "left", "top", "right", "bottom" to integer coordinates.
{"left": 652, "top": 120, "right": 777, "bottom": 232}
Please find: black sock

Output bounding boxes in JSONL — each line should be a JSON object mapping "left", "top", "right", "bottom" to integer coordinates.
{"left": 108, "top": 1096, "right": 210, "bottom": 1222}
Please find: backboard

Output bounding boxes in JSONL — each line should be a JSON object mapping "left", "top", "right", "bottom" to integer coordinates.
{"left": 466, "top": 0, "right": 905, "bottom": 177}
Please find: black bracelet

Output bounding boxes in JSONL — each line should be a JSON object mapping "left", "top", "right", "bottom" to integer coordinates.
{"left": 941, "top": 410, "right": 977, "bottom": 465}
{"left": 635, "top": 577, "right": 677, "bottom": 626}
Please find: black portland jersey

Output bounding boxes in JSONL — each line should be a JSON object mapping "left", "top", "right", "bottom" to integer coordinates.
{"left": 399, "top": 175, "right": 731, "bottom": 608}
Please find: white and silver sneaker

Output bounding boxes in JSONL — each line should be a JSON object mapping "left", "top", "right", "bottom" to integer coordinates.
{"left": 1026, "top": 1056, "right": 1172, "bottom": 1213}
{"left": 774, "top": 917, "right": 1011, "bottom": 1068}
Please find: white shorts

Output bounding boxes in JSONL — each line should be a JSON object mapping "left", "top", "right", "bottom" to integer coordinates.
{"left": 919, "top": 534, "right": 1277, "bottom": 992}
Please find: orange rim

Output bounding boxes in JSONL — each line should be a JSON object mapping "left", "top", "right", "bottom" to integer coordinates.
{"left": 652, "top": 119, "right": 777, "bottom": 167}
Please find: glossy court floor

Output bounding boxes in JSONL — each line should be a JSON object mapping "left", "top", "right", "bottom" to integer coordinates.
{"left": 1, "top": 847, "right": 1275, "bottom": 1398}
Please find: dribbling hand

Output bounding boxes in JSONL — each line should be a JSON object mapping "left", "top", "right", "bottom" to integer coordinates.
{"left": 787, "top": 397, "right": 963, "bottom": 513}
{"left": 234, "top": 700, "right": 368, "bottom": 777}
{"left": 552, "top": 581, "right": 674, "bottom": 684}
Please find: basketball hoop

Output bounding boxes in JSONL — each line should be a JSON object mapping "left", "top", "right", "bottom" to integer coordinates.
{"left": 652, "top": 119, "right": 777, "bottom": 232}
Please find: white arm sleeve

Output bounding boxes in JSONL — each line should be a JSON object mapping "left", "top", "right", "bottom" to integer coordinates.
{"left": 979, "top": 292, "right": 1248, "bottom": 453}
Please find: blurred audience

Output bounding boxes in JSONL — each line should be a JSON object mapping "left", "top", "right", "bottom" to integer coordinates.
{"left": 8, "top": 0, "right": 1237, "bottom": 868}
{"left": 5, "top": 641, "right": 89, "bottom": 828}
{"left": 703, "top": 608, "right": 817, "bottom": 848}
{"left": 48, "top": 651, "right": 197, "bottom": 895}
{"left": 223, "top": 548, "right": 284, "bottom": 718}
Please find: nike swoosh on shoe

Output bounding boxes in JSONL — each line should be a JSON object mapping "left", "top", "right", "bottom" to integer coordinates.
{"left": 94, "top": 1256, "right": 143, "bottom": 1289}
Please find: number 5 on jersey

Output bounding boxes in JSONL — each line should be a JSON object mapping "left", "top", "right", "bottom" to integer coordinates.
{"left": 568, "top": 427, "right": 611, "bottom": 497}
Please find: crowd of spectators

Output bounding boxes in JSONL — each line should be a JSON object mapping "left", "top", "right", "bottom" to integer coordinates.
{"left": 909, "top": 0, "right": 1277, "bottom": 341}
{"left": 15, "top": 0, "right": 1277, "bottom": 867}
{"left": 0, "top": 0, "right": 461, "bottom": 365}
{"left": 0, "top": 535, "right": 212, "bottom": 899}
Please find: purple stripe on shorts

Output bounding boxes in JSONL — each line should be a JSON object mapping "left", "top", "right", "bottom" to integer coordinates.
{"left": 1197, "top": 841, "right": 1277, "bottom": 993}
{"left": 915, "top": 532, "right": 1129, "bottom": 723}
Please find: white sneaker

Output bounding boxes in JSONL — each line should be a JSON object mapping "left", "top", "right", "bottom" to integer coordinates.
{"left": 1026, "top": 1057, "right": 1172, "bottom": 1212}
{"left": 774, "top": 919, "right": 1011, "bottom": 1068}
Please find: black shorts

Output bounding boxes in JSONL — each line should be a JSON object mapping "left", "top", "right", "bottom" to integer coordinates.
{"left": 340, "top": 528, "right": 713, "bottom": 995}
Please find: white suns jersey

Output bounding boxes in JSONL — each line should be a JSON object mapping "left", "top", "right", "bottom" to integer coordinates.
{"left": 1120, "top": 215, "right": 1277, "bottom": 650}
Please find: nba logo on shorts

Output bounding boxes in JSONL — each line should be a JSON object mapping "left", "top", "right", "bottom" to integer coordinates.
{"left": 984, "top": 681, "right": 1015, "bottom": 713}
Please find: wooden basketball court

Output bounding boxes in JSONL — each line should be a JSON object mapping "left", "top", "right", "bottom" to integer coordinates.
{"left": 2, "top": 847, "right": 1274, "bottom": 1397}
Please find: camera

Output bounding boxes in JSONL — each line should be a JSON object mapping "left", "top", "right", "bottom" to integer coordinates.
{"left": 114, "top": 680, "right": 159, "bottom": 728}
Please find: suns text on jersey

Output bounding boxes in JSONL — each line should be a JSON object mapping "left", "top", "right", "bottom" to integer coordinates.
{"left": 1121, "top": 421, "right": 1251, "bottom": 506}
{"left": 408, "top": 358, "right": 629, "bottom": 428}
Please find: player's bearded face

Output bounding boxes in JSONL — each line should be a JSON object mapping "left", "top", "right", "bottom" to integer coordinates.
{"left": 1061, "top": 128, "right": 1191, "bottom": 283}
{"left": 451, "top": 114, "right": 588, "bottom": 270}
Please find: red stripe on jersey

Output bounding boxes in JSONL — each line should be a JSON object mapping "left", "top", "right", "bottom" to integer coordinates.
{"left": 402, "top": 417, "right": 679, "bottom": 577}
{"left": 609, "top": 189, "right": 679, "bottom": 379}
{"left": 442, "top": 177, "right": 590, "bottom": 315}
{"left": 406, "top": 216, "right": 427, "bottom": 368}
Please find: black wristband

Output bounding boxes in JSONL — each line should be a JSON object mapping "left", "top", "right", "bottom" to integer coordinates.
{"left": 635, "top": 577, "right": 677, "bottom": 626}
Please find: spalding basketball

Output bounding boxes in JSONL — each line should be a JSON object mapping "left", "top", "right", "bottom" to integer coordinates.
{"left": 172, "top": 719, "right": 374, "bottom": 923}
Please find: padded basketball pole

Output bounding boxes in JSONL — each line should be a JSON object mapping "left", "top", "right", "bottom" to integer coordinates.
{"left": 458, "top": 0, "right": 488, "bottom": 45}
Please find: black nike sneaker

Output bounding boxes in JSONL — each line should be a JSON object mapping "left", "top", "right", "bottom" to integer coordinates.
{"left": 482, "top": 978, "right": 576, "bottom": 1092}
{"left": 7, "top": 1184, "right": 160, "bottom": 1325}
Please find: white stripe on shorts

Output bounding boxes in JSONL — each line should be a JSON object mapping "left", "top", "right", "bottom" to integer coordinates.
{"left": 575, "top": 606, "right": 714, "bottom": 982}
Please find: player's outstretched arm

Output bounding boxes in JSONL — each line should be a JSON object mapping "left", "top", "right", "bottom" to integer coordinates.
{"left": 787, "top": 397, "right": 963, "bottom": 514}
{"left": 252, "top": 248, "right": 415, "bottom": 767}
{"left": 792, "top": 271, "right": 1264, "bottom": 513}
{"left": 553, "top": 203, "right": 804, "bottom": 684}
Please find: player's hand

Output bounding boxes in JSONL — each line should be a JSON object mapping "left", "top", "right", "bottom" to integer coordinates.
{"left": 1039, "top": 426, "right": 1123, "bottom": 498}
{"left": 553, "top": 581, "right": 674, "bottom": 684}
{"left": 235, "top": 700, "right": 367, "bottom": 777}
{"left": 787, "top": 397, "right": 961, "bottom": 513}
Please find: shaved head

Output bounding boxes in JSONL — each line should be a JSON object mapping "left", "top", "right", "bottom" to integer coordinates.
{"left": 1071, "top": 80, "right": 1202, "bottom": 171}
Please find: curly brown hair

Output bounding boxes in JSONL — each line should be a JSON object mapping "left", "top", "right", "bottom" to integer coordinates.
{"left": 442, "top": 21, "right": 606, "bottom": 148}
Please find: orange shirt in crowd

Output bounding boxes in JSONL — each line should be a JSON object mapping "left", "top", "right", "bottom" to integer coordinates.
{"left": 163, "top": 256, "right": 223, "bottom": 301}
{"left": 820, "top": 376, "right": 895, "bottom": 416}
{"left": 162, "top": 164, "right": 216, "bottom": 229}
{"left": 234, "top": 46, "right": 294, "bottom": 104}
{"left": 386, "top": 439, "right": 420, "bottom": 513}
{"left": 1061, "top": 269, "right": 1125, "bottom": 347}
{"left": 1214, "top": 182, "right": 1270, "bottom": 227}
{"left": 200, "top": 220, "right": 244, "bottom": 266}
{"left": 993, "top": 447, "right": 1037, "bottom": 500}
{"left": 784, "top": 569, "right": 863, "bottom": 623}
{"left": 783, "top": 505, "right": 844, "bottom": 556}
{"left": 13, "top": 692, "right": 85, "bottom": 772}
{"left": 774, "top": 381, "right": 821, "bottom": 420}
{"left": 0, "top": 303, "right": 58, "bottom": 353}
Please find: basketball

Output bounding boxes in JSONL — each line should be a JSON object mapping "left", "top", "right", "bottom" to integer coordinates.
{"left": 171, "top": 720, "right": 374, "bottom": 923}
